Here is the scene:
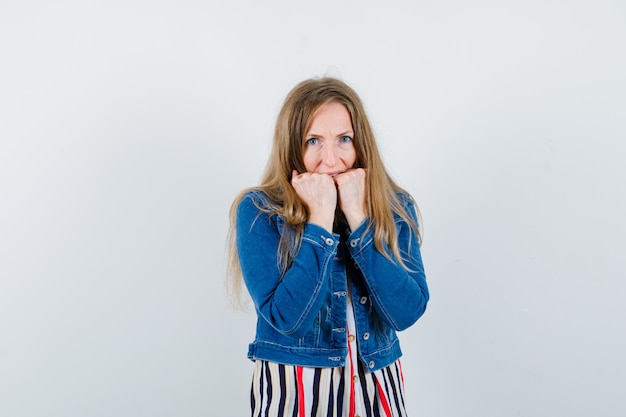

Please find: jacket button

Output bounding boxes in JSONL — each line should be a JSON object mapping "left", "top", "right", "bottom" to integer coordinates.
{"left": 368, "top": 361, "right": 375, "bottom": 369}
{"left": 324, "top": 237, "right": 334, "bottom": 245}
{"left": 350, "top": 239, "right": 359, "bottom": 248}
{"left": 359, "top": 296, "right": 367, "bottom": 304}
{"left": 363, "top": 332, "right": 370, "bottom": 340}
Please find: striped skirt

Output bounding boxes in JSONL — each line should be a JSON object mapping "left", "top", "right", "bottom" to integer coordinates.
{"left": 249, "top": 359, "right": 408, "bottom": 417}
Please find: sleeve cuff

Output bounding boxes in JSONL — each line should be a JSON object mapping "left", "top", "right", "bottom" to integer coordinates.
{"left": 302, "top": 223, "right": 341, "bottom": 252}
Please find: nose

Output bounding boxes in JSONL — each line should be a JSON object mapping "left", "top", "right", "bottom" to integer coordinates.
{"left": 322, "top": 143, "right": 337, "bottom": 166}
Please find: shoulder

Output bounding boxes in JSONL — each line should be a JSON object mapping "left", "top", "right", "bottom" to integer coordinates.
{"left": 392, "top": 190, "right": 419, "bottom": 224}
{"left": 394, "top": 190, "right": 417, "bottom": 213}
{"left": 236, "top": 188, "right": 285, "bottom": 212}
{"left": 395, "top": 190, "right": 415, "bottom": 208}
{"left": 235, "top": 189, "right": 269, "bottom": 219}
{"left": 239, "top": 189, "right": 271, "bottom": 209}
{"left": 236, "top": 189, "right": 285, "bottom": 227}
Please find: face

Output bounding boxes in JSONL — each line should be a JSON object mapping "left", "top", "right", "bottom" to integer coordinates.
{"left": 302, "top": 102, "right": 357, "bottom": 175}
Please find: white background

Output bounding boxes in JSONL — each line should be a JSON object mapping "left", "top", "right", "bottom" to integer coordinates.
{"left": 1, "top": 1, "right": 625, "bottom": 416}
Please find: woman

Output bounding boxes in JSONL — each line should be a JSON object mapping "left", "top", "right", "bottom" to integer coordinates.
{"left": 227, "top": 77, "right": 429, "bottom": 417}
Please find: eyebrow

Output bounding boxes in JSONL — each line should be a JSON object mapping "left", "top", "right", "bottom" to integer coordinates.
{"left": 306, "top": 130, "right": 355, "bottom": 138}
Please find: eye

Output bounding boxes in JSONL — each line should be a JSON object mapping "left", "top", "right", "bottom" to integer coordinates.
{"left": 340, "top": 136, "right": 353, "bottom": 143}
{"left": 305, "top": 138, "right": 319, "bottom": 146}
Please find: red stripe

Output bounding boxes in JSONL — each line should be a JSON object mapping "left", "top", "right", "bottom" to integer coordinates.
{"left": 347, "top": 339, "right": 356, "bottom": 417}
{"left": 376, "top": 378, "right": 393, "bottom": 417}
{"left": 398, "top": 359, "right": 405, "bottom": 387}
{"left": 296, "top": 366, "right": 305, "bottom": 417}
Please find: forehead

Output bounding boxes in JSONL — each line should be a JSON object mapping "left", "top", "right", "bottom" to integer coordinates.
{"left": 307, "top": 102, "right": 353, "bottom": 132}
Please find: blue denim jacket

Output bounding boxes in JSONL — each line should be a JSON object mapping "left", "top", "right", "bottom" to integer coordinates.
{"left": 236, "top": 190, "right": 429, "bottom": 372}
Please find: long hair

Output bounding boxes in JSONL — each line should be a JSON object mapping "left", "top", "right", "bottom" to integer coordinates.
{"left": 226, "top": 77, "right": 421, "bottom": 305}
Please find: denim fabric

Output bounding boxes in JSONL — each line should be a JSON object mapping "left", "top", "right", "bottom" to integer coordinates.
{"left": 236, "top": 189, "right": 429, "bottom": 372}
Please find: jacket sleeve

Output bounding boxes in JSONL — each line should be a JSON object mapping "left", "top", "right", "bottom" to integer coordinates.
{"left": 236, "top": 193, "right": 339, "bottom": 339}
{"left": 348, "top": 197, "right": 429, "bottom": 331}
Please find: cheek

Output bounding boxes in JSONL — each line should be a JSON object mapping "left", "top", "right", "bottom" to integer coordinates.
{"left": 302, "top": 150, "right": 317, "bottom": 172}
{"left": 345, "top": 146, "right": 357, "bottom": 168}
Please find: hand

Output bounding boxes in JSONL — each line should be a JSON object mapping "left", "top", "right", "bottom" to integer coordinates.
{"left": 334, "top": 168, "right": 367, "bottom": 231}
{"left": 291, "top": 170, "right": 337, "bottom": 232}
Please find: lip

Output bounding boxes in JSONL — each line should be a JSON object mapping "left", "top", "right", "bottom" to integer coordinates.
{"left": 324, "top": 171, "right": 343, "bottom": 177}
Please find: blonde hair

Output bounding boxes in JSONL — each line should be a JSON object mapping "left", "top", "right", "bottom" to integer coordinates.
{"left": 226, "top": 77, "right": 421, "bottom": 305}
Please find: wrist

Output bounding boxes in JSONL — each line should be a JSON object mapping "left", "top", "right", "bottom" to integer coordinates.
{"left": 308, "top": 212, "right": 334, "bottom": 233}
{"left": 344, "top": 210, "right": 366, "bottom": 231}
